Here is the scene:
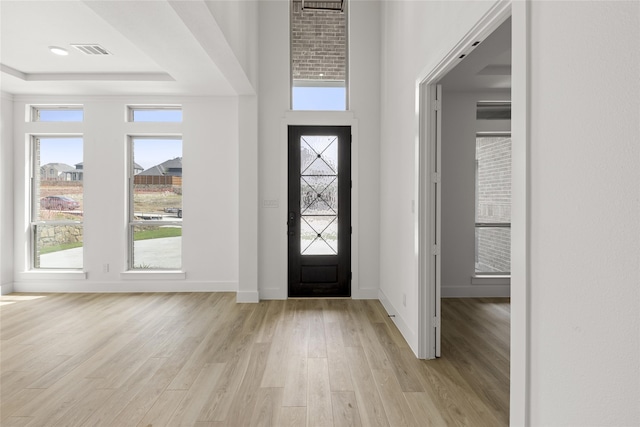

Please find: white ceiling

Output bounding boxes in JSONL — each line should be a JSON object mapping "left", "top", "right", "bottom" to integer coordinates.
{"left": 439, "top": 17, "right": 511, "bottom": 92}
{"left": 0, "top": 0, "right": 240, "bottom": 96}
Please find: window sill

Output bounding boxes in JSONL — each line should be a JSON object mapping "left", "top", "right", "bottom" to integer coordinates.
{"left": 17, "top": 270, "right": 87, "bottom": 281}
{"left": 120, "top": 271, "right": 186, "bottom": 280}
{"left": 471, "top": 275, "right": 510, "bottom": 286}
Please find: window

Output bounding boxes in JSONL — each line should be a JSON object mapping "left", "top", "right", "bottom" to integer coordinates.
{"left": 31, "top": 106, "right": 84, "bottom": 122}
{"left": 128, "top": 106, "right": 182, "bottom": 122}
{"left": 475, "top": 133, "right": 511, "bottom": 274}
{"left": 128, "top": 137, "right": 182, "bottom": 270}
{"left": 291, "top": 0, "right": 347, "bottom": 110}
{"left": 31, "top": 136, "right": 84, "bottom": 269}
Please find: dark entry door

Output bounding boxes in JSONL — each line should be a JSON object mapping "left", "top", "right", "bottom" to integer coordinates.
{"left": 288, "top": 126, "right": 351, "bottom": 297}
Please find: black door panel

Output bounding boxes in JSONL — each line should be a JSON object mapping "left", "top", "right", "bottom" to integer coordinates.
{"left": 288, "top": 126, "right": 351, "bottom": 297}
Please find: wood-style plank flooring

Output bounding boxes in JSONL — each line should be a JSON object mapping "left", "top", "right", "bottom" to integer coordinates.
{"left": 0, "top": 293, "right": 509, "bottom": 426}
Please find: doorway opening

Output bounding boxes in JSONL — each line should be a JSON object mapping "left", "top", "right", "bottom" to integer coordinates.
{"left": 417, "top": 2, "right": 529, "bottom": 424}
{"left": 420, "top": 10, "right": 513, "bottom": 357}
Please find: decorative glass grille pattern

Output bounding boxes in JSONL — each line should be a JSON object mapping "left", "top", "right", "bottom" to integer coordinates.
{"left": 300, "top": 135, "right": 339, "bottom": 255}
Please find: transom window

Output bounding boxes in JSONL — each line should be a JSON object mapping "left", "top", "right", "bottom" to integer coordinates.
{"left": 291, "top": 0, "right": 348, "bottom": 110}
{"left": 127, "top": 106, "right": 182, "bottom": 122}
{"left": 30, "top": 105, "right": 83, "bottom": 122}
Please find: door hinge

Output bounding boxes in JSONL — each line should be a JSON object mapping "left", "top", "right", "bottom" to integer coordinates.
{"left": 434, "top": 99, "right": 441, "bottom": 111}
{"left": 432, "top": 316, "right": 441, "bottom": 328}
{"left": 431, "top": 245, "right": 440, "bottom": 256}
{"left": 431, "top": 172, "right": 440, "bottom": 183}
{"left": 350, "top": 226, "right": 353, "bottom": 234}
{"left": 350, "top": 272, "right": 353, "bottom": 280}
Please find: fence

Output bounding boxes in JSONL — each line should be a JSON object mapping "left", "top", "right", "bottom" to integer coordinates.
{"left": 134, "top": 176, "right": 182, "bottom": 186}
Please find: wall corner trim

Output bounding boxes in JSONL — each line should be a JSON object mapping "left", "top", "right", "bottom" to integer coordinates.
{"left": 0, "top": 283, "right": 15, "bottom": 295}
{"left": 236, "top": 290, "right": 260, "bottom": 303}
{"left": 378, "top": 288, "right": 418, "bottom": 357}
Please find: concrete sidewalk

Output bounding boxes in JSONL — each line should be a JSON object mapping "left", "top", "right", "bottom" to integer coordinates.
{"left": 39, "top": 237, "right": 181, "bottom": 270}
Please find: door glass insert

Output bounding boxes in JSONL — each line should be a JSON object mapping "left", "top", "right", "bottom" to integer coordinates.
{"left": 300, "top": 135, "right": 338, "bottom": 255}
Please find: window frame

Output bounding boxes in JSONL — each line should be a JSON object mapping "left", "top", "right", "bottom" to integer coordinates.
{"left": 127, "top": 135, "right": 183, "bottom": 271}
{"left": 474, "top": 131, "right": 512, "bottom": 276}
{"left": 30, "top": 134, "right": 84, "bottom": 270}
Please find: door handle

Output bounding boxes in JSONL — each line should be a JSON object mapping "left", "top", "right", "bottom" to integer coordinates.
{"left": 288, "top": 212, "right": 296, "bottom": 236}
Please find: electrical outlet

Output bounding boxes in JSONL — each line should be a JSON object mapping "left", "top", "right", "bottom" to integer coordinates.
{"left": 103, "top": 263, "right": 109, "bottom": 273}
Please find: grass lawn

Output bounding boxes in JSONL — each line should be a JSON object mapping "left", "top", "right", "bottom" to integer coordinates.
{"left": 39, "top": 241, "right": 83, "bottom": 255}
{"left": 40, "top": 227, "right": 181, "bottom": 254}
{"left": 134, "top": 227, "right": 182, "bottom": 241}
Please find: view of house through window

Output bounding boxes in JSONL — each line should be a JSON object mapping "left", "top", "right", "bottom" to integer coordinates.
{"left": 291, "top": 0, "right": 347, "bottom": 110}
{"left": 129, "top": 137, "right": 182, "bottom": 270}
{"left": 32, "top": 136, "right": 84, "bottom": 269}
{"left": 475, "top": 133, "right": 511, "bottom": 274}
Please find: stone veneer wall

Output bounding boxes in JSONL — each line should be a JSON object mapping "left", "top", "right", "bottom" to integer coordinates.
{"left": 34, "top": 224, "right": 83, "bottom": 268}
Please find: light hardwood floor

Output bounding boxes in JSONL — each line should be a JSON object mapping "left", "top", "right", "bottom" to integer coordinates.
{"left": 0, "top": 293, "right": 509, "bottom": 426}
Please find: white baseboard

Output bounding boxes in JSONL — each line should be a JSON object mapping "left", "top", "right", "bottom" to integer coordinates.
{"left": 352, "top": 288, "right": 378, "bottom": 299}
{"left": 0, "top": 282, "right": 15, "bottom": 295}
{"left": 441, "top": 285, "right": 510, "bottom": 298}
{"left": 258, "top": 287, "right": 286, "bottom": 300}
{"left": 378, "top": 288, "right": 418, "bottom": 355}
{"left": 236, "top": 290, "right": 260, "bottom": 303}
{"left": 12, "top": 280, "right": 237, "bottom": 293}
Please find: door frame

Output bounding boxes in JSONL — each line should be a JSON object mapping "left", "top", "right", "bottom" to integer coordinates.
{"left": 416, "top": 1, "right": 530, "bottom": 425}
{"left": 278, "top": 111, "right": 362, "bottom": 299}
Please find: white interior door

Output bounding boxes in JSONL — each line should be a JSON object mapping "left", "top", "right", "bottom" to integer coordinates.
{"left": 434, "top": 84, "right": 442, "bottom": 357}
{"left": 420, "top": 82, "right": 442, "bottom": 359}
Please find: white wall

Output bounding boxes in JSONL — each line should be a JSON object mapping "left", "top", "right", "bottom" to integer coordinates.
{"left": 12, "top": 96, "right": 239, "bottom": 292}
{"left": 257, "top": 1, "right": 381, "bottom": 299}
{"left": 1, "top": 93, "right": 14, "bottom": 294}
{"left": 381, "top": 0, "right": 640, "bottom": 424}
{"left": 440, "top": 90, "right": 510, "bottom": 297}
{"left": 379, "top": 0, "right": 496, "bottom": 352}
{"left": 528, "top": 1, "right": 640, "bottom": 425}
{"left": 205, "top": 0, "right": 259, "bottom": 90}
{"left": 238, "top": 95, "right": 259, "bottom": 302}
{"left": 348, "top": 1, "right": 381, "bottom": 299}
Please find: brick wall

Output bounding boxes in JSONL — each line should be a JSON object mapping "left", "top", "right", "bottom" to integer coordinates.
{"left": 291, "top": 1, "right": 346, "bottom": 81}
{"left": 476, "top": 136, "right": 511, "bottom": 272}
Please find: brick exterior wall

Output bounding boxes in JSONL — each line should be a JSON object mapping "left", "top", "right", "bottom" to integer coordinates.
{"left": 476, "top": 136, "right": 511, "bottom": 272}
{"left": 291, "top": 1, "right": 346, "bottom": 81}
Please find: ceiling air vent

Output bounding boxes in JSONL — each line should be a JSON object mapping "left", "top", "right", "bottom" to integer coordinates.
{"left": 71, "top": 44, "right": 111, "bottom": 55}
